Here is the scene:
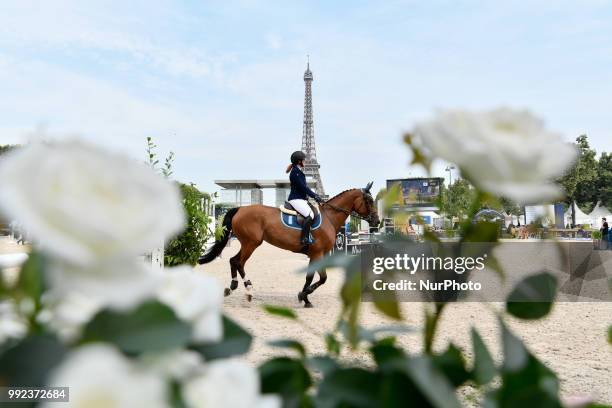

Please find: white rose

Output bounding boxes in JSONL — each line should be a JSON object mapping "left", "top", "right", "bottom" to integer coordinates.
{"left": 0, "top": 301, "right": 28, "bottom": 345}
{"left": 39, "top": 291, "right": 102, "bottom": 342}
{"left": 46, "top": 259, "right": 161, "bottom": 312}
{"left": 182, "top": 359, "right": 280, "bottom": 408}
{"left": 42, "top": 344, "right": 169, "bottom": 408}
{"left": 157, "top": 266, "right": 223, "bottom": 342}
{"left": 140, "top": 349, "right": 205, "bottom": 381}
{"left": 0, "top": 140, "right": 184, "bottom": 266}
{"left": 413, "top": 108, "right": 577, "bottom": 204}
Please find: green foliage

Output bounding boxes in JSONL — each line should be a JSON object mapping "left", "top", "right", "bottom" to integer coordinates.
{"left": 81, "top": 301, "right": 192, "bottom": 353}
{"left": 596, "top": 152, "right": 612, "bottom": 209}
{"left": 162, "top": 151, "right": 175, "bottom": 178}
{"left": 506, "top": 272, "right": 557, "bottom": 319}
{"left": 0, "top": 335, "right": 67, "bottom": 386}
{"left": 263, "top": 305, "right": 298, "bottom": 319}
{"left": 440, "top": 178, "right": 475, "bottom": 222}
{"left": 471, "top": 328, "right": 496, "bottom": 385}
{"left": 268, "top": 339, "right": 307, "bottom": 358}
{"left": 214, "top": 213, "right": 227, "bottom": 241}
{"left": 164, "top": 183, "right": 212, "bottom": 266}
{"left": 144, "top": 137, "right": 212, "bottom": 266}
{"left": 0, "top": 144, "right": 17, "bottom": 156}
{"left": 259, "top": 357, "right": 313, "bottom": 407}
{"left": 558, "top": 135, "right": 599, "bottom": 224}
{"left": 189, "top": 316, "right": 252, "bottom": 360}
{"left": 145, "top": 136, "right": 160, "bottom": 169}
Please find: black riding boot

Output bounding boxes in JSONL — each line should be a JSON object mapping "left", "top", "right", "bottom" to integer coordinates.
{"left": 300, "top": 216, "right": 314, "bottom": 246}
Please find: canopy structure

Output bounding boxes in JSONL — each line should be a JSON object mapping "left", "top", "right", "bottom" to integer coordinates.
{"left": 589, "top": 201, "right": 612, "bottom": 228}
{"left": 564, "top": 202, "right": 592, "bottom": 227}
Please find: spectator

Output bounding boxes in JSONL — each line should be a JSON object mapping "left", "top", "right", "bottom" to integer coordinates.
{"left": 601, "top": 217, "right": 609, "bottom": 250}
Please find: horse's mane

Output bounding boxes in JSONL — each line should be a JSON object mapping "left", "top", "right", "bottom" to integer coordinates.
{"left": 326, "top": 188, "right": 358, "bottom": 202}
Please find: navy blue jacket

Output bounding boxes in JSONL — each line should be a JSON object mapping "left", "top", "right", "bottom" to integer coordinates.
{"left": 288, "top": 165, "right": 319, "bottom": 200}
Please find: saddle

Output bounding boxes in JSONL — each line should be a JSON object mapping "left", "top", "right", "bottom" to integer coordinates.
{"left": 279, "top": 201, "right": 320, "bottom": 226}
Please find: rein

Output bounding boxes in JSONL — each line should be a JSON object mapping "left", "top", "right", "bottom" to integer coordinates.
{"left": 321, "top": 200, "right": 371, "bottom": 222}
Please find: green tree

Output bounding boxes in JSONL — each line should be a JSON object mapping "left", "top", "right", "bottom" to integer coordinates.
{"left": 499, "top": 197, "right": 522, "bottom": 217}
{"left": 596, "top": 152, "right": 612, "bottom": 209}
{"left": 558, "top": 135, "right": 598, "bottom": 226}
{"left": 0, "top": 145, "right": 16, "bottom": 156}
{"left": 440, "top": 178, "right": 474, "bottom": 225}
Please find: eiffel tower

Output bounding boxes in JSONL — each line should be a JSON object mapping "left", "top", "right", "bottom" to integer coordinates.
{"left": 300, "top": 58, "right": 327, "bottom": 199}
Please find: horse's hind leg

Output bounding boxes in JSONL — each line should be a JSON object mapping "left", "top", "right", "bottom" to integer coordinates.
{"left": 225, "top": 251, "right": 241, "bottom": 296}
{"left": 236, "top": 241, "right": 260, "bottom": 302}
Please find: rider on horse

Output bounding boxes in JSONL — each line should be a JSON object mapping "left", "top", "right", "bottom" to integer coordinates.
{"left": 286, "top": 151, "right": 323, "bottom": 246}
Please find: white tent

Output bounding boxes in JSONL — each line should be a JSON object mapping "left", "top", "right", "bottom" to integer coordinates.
{"left": 564, "top": 202, "right": 591, "bottom": 227}
{"left": 589, "top": 201, "right": 612, "bottom": 229}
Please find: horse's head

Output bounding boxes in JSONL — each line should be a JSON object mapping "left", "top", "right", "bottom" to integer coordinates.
{"left": 353, "top": 181, "right": 380, "bottom": 226}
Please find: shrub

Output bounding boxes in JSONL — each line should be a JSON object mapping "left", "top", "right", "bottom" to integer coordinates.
{"left": 164, "top": 183, "right": 212, "bottom": 266}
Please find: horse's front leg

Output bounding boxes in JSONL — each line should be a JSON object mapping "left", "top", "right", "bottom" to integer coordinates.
{"left": 298, "top": 271, "right": 315, "bottom": 308}
{"left": 299, "top": 252, "right": 325, "bottom": 308}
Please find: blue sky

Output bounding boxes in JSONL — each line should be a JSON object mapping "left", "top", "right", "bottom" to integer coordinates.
{"left": 1, "top": 0, "right": 611, "bottom": 202}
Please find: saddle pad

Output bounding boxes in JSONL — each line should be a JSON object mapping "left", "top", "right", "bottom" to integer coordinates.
{"left": 279, "top": 202, "right": 320, "bottom": 216}
{"left": 280, "top": 211, "right": 323, "bottom": 231}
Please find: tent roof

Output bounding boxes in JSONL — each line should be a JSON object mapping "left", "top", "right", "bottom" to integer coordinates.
{"left": 564, "top": 202, "right": 590, "bottom": 220}
{"left": 589, "top": 201, "right": 612, "bottom": 217}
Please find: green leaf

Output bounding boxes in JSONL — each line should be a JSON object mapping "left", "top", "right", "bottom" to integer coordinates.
{"left": 462, "top": 221, "right": 499, "bottom": 243}
{"left": 325, "top": 333, "right": 340, "bottom": 356}
{"left": 495, "top": 320, "right": 561, "bottom": 407}
{"left": 608, "top": 326, "right": 612, "bottom": 345}
{"left": 262, "top": 305, "right": 297, "bottom": 319}
{"left": 17, "top": 252, "right": 44, "bottom": 301}
{"left": 301, "top": 253, "right": 358, "bottom": 275}
{"left": 506, "top": 272, "right": 557, "bottom": 319}
{"left": 259, "top": 357, "right": 312, "bottom": 405}
{"left": 307, "top": 356, "right": 339, "bottom": 377}
{"left": 373, "top": 297, "right": 402, "bottom": 320}
{"left": 471, "top": 328, "right": 496, "bottom": 384}
{"left": 82, "top": 301, "right": 191, "bottom": 354}
{"left": 370, "top": 340, "right": 405, "bottom": 368}
{"left": 402, "top": 356, "right": 462, "bottom": 408}
{"left": 317, "top": 368, "right": 381, "bottom": 408}
{"left": 268, "top": 339, "right": 306, "bottom": 358}
{"left": 0, "top": 335, "right": 67, "bottom": 386}
{"left": 432, "top": 344, "right": 471, "bottom": 387}
{"left": 500, "top": 319, "right": 528, "bottom": 373}
{"left": 190, "top": 316, "right": 252, "bottom": 360}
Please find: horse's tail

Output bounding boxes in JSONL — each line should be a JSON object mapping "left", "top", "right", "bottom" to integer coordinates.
{"left": 198, "top": 207, "right": 239, "bottom": 264}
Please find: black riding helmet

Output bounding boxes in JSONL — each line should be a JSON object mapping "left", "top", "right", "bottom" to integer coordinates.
{"left": 291, "top": 151, "right": 306, "bottom": 165}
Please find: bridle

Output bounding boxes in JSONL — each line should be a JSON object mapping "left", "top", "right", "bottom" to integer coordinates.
{"left": 321, "top": 190, "right": 378, "bottom": 225}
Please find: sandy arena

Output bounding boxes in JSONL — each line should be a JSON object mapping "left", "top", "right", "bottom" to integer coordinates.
{"left": 1, "top": 236, "right": 609, "bottom": 403}
{"left": 197, "top": 239, "right": 612, "bottom": 403}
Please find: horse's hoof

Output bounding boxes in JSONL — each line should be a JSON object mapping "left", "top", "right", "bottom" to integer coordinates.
{"left": 297, "top": 292, "right": 304, "bottom": 302}
{"left": 246, "top": 293, "right": 253, "bottom": 302}
{"left": 224, "top": 288, "right": 231, "bottom": 297}
{"left": 304, "top": 302, "right": 313, "bottom": 308}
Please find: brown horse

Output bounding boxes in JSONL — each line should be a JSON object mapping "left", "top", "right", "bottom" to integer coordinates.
{"left": 198, "top": 182, "right": 380, "bottom": 307}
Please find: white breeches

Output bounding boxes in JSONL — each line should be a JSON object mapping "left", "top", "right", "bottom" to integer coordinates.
{"left": 289, "top": 199, "right": 313, "bottom": 218}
